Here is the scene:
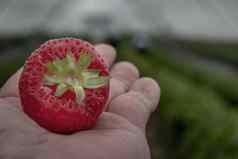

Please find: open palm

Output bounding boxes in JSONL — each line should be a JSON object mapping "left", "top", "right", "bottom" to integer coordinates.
{"left": 0, "top": 44, "right": 160, "bottom": 159}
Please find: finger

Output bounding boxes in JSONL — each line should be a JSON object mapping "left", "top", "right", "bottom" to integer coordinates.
{"left": 0, "top": 68, "right": 23, "bottom": 98}
{"left": 108, "top": 77, "right": 160, "bottom": 131}
{"left": 95, "top": 44, "right": 116, "bottom": 69}
{"left": 106, "top": 62, "right": 139, "bottom": 108}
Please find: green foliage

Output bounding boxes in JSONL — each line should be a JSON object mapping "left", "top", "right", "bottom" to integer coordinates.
{"left": 0, "top": 53, "right": 26, "bottom": 86}
{"left": 149, "top": 45, "right": 238, "bottom": 104}
{"left": 158, "top": 69, "right": 238, "bottom": 159}
{"left": 175, "top": 40, "right": 238, "bottom": 65}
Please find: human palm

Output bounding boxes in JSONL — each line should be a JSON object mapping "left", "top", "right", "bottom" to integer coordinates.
{"left": 0, "top": 44, "right": 160, "bottom": 159}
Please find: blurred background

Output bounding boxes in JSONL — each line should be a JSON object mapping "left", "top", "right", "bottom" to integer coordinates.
{"left": 0, "top": 0, "right": 238, "bottom": 158}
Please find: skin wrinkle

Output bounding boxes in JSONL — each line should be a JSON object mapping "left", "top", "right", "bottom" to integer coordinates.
{"left": 115, "top": 78, "right": 129, "bottom": 91}
{"left": 111, "top": 62, "right": 139, "bottom": 86}
{"left": 20, "top": 130, "right": 49, "bottom": 147}
{"left": 0, "top": 104, "right": 35, "bottom": 129}
{"left": 0, "top": 97, "right": 22, "bottom": 112}
{"left": 105, "top": 62, "right": 140, "bottom": 109}
{"left": 94, "top": 112, "right": 142, "bottom": 133}
{"left": 109, "top": 94, "right": 150, "bottom": 131}
{"left": 0, "top": 124, "right": 50, "bottom": 159}
{"left": 113, "top": 77, "right": 130, "bottom": 90}
{"left": 53, "top": 129, "right": 147, "bottom": 159}
{"left": 127, "top": 91, "right": 152, "bottom": 112}
{"left": 108, "top": 62, "right": 139, "bottom": 104}
{"left": 0, "top": 98, "right": 50, "bottom": 153}
{"left": 0, "top": 122, "right": 49, "bottom": 146}
{"left": 0, "top": 127, "right": 7, "bottom": 135}
{"left": 2, "top": 145, "right": 42, "bottom": 159}
{"left": 131, "top": 78, "right": 160, "bottom": 111}
{"left": 109, "top": 78, "right": 127, "bottom": 99}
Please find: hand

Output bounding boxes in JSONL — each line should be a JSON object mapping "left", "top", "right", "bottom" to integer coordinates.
{"left": 0, "top": 44, "right": 160, "bottom": 159}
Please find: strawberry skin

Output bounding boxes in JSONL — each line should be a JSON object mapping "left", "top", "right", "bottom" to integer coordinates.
{"left": 19, "top": 38, "right": 110, "bottom": 134}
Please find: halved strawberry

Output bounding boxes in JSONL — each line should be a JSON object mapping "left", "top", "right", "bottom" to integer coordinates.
{"left": 19, "top": 38, "right": 110, "bottom": 134}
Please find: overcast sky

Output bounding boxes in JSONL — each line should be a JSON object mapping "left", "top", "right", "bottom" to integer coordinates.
{"left": 0, "top": 0, "right": 238, "bottom": 40}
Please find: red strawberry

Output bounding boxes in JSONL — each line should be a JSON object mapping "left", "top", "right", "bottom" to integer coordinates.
{"left": 19, "top": 38, "right": 110, "bottom": 134}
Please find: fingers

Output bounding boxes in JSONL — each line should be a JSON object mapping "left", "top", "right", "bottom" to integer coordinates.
{"left": 108, "top": 78, "right": 160, "bottom": 131}
{"left": 106, "top": 62, "right": 139, "bottom": 108}
{"left": 0, "top": 68, "right": 23, "bottom": 97}
{"left": 95, "top": 44, "right": 116, "bottom": 69}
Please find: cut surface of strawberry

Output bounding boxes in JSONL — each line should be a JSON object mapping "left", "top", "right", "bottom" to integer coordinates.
{"left": 19, "top": 38, "right": 110, "bottom": 134}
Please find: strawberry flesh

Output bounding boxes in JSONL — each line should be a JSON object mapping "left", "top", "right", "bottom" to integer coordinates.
{"left": 19, "top": 38, "right": 110, "bottom": 134}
